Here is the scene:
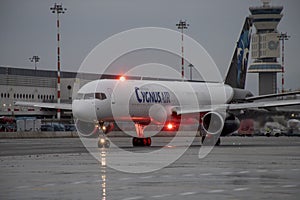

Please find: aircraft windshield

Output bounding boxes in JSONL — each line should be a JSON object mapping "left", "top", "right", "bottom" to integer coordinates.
{"left": 84, "top": 93, "right": 94, "bottom": 99}
{"left": 76, "top": 93, "right": 107, "bottom": 100}
{"left": 76, "top": 93, "right": 84, "bottom": 100}
{"left": 95, "top": 93, "right": 107, "bottom": 100}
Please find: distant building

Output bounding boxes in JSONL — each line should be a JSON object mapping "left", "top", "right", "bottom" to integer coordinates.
{"left": 0, "top": 65, "right": 111, "bottom": 118}
{"left": 248, "top": 0, "right": 283, "bottom": 95}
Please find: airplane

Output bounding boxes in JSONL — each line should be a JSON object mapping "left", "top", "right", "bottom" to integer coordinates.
{"left": 15, "top": 17, "right": 300, "bottom": 147}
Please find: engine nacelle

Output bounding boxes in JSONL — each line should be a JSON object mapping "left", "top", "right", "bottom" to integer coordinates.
{"left": 75, "top": 119, "right": 99, "bottom": 138}
{"left": 202, "top": 112, "right": 240, "bottom": 136}
{"left": 202, "top": 112, "right": 225, "bottom": 135}
{"left": 222, "top": 114, "right": 240, "bottom": 136}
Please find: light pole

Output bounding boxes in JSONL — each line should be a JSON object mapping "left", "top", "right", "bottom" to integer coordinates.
{"left": 188, "top": 64, "right": 193, "bottom": 80}
{"left": 50, "top": 3, "right": 67, "bottom": 120}
{"left": 176, "top": 20, "right": 189, "bottom": 80}
{"left": 278, "top": 32, "right": 290, "bottom": 93}
{"left": 29, "top": 55, "right": 40, "bottom": 70}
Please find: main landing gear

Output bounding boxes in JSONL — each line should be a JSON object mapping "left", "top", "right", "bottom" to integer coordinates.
{"left": 132, "top": 137, "right": 152, "bottom": 147}
{"left": 132, "top": 123, "right": 152, "bottom": 147}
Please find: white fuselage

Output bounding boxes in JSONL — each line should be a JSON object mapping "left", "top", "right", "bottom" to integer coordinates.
{"left": 72, "top": 79, "right": 234, "bottom": 123}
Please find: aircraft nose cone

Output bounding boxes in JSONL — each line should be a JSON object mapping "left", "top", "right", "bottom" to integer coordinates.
{"left": 72, "top": 100, "right": 98, "bottom": 122}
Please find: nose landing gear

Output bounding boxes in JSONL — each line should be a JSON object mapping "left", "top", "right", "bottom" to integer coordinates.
{"left": 97, "top": 122, "right": 110, "bottom": 148}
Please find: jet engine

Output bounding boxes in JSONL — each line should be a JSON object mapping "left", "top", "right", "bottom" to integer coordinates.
{"left": 75, "top": 119, "right": 99, "bottom": 138}
{"left": 202, "top": 112, "right": 240, "bottom": 136}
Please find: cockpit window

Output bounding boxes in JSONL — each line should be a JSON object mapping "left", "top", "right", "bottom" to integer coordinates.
{"left": 84, "top": 93, "right": 95, "bottom": 99}
{"left": 95, "top": 93, "right": 107, "bottom": 100}
{"left": 76, "top": 92, "right": 107, "bottom": 100}
{"left": 76, "top": 93, "right": 84, "bottom": 100}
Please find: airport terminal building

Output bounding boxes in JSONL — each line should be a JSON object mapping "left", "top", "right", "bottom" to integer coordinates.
{"left": 0, "top": 65, "right": 103, "bottom": 118}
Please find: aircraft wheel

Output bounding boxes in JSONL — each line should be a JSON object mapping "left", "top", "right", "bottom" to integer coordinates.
{"left": 132, "top": 137, "right": 139, "bottom": 146}
{"left": 132, "top": 137, "right": 151, "bottom": 147}
{"left": 145, "top": 137, "right": 151, "bottom": 146}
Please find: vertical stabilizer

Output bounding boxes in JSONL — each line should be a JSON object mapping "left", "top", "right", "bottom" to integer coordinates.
{"left": 225, "top": 17, "right": 252, "bottom": 89}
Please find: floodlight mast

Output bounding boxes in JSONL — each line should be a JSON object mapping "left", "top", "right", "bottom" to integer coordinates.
{"left": 29, "top": 55, "right": 40, "bottom": 70}
{"left": 278, "top": 32, "right": 290, "bottom": 93}
{"left": 176, "top": 20, "right": 189, "bottom": 80}
{"left": 50, "top": 3, "right": 67, "bottom": 120}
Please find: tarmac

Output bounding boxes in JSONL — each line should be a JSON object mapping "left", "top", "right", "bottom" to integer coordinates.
{"left": 0, "top": 135, "right": 299, "bottom": 200}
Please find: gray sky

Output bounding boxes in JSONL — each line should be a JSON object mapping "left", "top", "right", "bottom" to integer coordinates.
{"left": 0, "top": 0, "right": 299, "bottom": 94}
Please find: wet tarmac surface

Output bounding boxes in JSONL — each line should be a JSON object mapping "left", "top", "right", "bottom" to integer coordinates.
{"left": 0, "top": 136, "right": 299, "bottom": 200}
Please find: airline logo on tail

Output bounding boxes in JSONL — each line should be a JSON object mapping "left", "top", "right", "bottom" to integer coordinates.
{"left": 237, "top": 18, "right": 252, "bottom": 88}
{"left": 225, "top": 17, "right": 252, "bottom": 89}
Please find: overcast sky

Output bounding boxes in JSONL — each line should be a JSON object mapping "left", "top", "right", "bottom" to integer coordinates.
{"left": 0, "top": 0, "right": 299, "bottom": 94}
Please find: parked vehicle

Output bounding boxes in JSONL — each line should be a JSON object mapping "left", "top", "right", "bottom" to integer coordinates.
{"left": 0, "top": 117, "right": 16, "bottom": 132}
{"left": 264, "top": 127, "right": 281, "bottom": 137}
{"left": 286, "top": 119, "right": 300, "bottom": 136}
{"left": 237, "top": 119, "right": 254, "bottom": 136}
{"left": 41, "top": 124, "right": 54, "bottom": 132}
{"left": 263, "top": 122, "right": 285, "bottom": 137}
{"left": 65, "top": 124, "right": 76, "bottom": 131}
{"left": 41, "top": 123, "right": 65, "bottom": 131}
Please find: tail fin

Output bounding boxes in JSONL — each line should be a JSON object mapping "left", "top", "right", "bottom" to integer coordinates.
{"left": 225, "top": 17, "right": 252, "bottom": 89}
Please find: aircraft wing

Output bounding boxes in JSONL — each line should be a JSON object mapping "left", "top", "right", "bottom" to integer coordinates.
{"left": 173, "top": 99, "right": 300, "bottom": 115}
{"left": 14, "top": 101, "right": 72, "bottom": 110}
{"left": 227, "top": 99, "right": 300, "bottom": 110}
{"left": 246, "top": 91, "right": 300, "bottom": 101}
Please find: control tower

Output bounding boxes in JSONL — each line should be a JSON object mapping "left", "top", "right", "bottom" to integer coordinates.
{"left": 248, "top": 0, "right": 283, "bottom": 95}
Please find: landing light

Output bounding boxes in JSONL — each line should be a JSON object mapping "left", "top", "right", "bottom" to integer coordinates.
{"left": 100, "top": 138, "right": 106, "bottom": 144}
{"left": 119, "top": 76, "right": 126, "bottom": 81}
{"left": 167, "top": 123, "right": 173, "bottom": 130}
